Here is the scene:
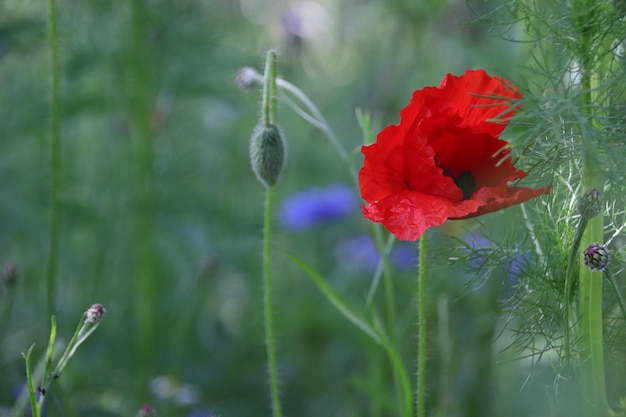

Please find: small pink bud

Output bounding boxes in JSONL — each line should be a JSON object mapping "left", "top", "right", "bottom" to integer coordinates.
{"left": 85, "top": 304, "right": 107, "bottom": 324}
{"left": 137, "top": 404, "right": 156, "bottom": 417}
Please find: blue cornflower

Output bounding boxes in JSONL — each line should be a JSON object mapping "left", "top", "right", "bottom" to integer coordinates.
{"left": 390, "top": 244, "right": 417, "bottom": 272}
{"left": 336, "top": 234, "right": 381, "bottom": 273}
{"left": 336, "top": 234, "right": 417, "bottom": 273}
{"left": 278, "top": 183, "right": 357, "bottom": 231}
{"left": 502, "top": 252, "right": 529, "bottom": 280}
{"left": 464, "top": 231, "right": 491, "bottom": 271}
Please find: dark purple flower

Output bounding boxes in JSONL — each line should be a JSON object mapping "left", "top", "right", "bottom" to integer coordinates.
{"left": 278, "top": 183, "right": 357, "bottom": 231}
{"left": 584, "top": 243, "right": 610, "bottom": 271}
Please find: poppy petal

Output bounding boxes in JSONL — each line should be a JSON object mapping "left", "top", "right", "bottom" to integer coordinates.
{"left": 358, "top": 69, "right": 549, "bottom": 241}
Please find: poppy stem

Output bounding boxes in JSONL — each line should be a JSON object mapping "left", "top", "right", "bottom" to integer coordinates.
{"left": 263, "top": 185, "right": 283, "bottom": 417}
{"left": 416, "top": 230, "right": 428, "bottom": 417}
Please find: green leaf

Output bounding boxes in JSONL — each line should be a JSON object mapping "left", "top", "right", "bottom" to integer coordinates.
{"left": 287, "top": 253, "right": 382, "bottom": 344}
{"left": 24, "top": 344, "right": 41, "bottom": 417}
{"left": 288, "top": 253, "right": 414, "bottom": 417}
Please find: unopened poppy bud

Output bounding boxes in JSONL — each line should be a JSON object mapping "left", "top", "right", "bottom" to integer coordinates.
{"left": 236, "top": 66, "right": 261, "bottom": 90}
{"left": 577, "top": 189, "right": 601, "bottom": 219}
{"left": 583, "top": 243, "right": 610, "bottom": 271}
{"left": 85, "top": 303, "right": 107, "bottom": 324}
{"left": 249, "top": 123, "right": 286, "bottom": 187}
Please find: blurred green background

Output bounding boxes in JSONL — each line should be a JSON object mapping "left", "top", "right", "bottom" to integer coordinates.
{"left": 0, "top": 0, "right": 577, "bottom": 416}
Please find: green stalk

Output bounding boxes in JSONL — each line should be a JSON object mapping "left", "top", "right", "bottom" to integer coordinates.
{"left": 577, "top": 66, "right": 607, "bottom": 416}
{"left": 130, "top": 0, "right": 157, "bottom": 377}
{"left": 262, "top": 50, "right": 277, "bottom": 127}
{"left": 46, "top": 0, "right": 60, "bottom": 320}
{"left": 263, "top": 186, "right": 282, "bottom": 417}
{"left": 564, "top": 217, "right": 588, "bottom": 367}
{"left": 416, "top": 230, "right": 428, "bottom": 417}
{"left": 261, "top": 50, "right": 283, "bottom": 417}
{"left": 606, "top": 269, "right": 626, "bottom": 324}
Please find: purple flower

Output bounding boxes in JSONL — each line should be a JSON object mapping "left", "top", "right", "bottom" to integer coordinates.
{"left": 502, "top": 253, "right": 529, "bottom": 280}
{"left": 335, "top": 234, "right": 417, "bottom": 273}
{"left": 390, "top": 244, "right": 417, "bottom": 272}
{"left": 464, "top": 231, "right": 491, "bottom": 271}
{"left": 278, "top": 183, "right": 358, "bottom": 231}
{"left": 336, "top": 234, "right": 381, "bottom": 273}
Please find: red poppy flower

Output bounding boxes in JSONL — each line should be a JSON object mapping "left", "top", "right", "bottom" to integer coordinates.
{"left": 359, "top": 69, "right": 550, "bottom": 241}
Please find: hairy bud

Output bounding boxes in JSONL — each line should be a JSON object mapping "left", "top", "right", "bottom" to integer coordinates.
{"left": 249, "top": 124, "right": 286, "bottom": 187}
{"left": 583, "top": 243, "right": 610, "bottom": 271}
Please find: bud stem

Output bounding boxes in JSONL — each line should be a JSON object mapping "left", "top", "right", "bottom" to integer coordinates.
{"left": 263, "top": 186, "right": 283, "bottom": 417}
{"left": 262, "top": 50, "right": 278, "bottom": 128}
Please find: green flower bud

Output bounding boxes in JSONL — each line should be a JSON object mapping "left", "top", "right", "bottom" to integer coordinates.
{"left": 577, "top": 188, "right": 602, "bottom": 219}
{"left": 249, "top": 123, "right": 286, "bottom": 187}
{"left": 583, "top": 243, "right": 610, "bottom": 271}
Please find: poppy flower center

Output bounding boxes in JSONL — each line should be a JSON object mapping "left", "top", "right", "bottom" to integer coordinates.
{"left": 441, "top": 167, "right": 477, "bottom": 200}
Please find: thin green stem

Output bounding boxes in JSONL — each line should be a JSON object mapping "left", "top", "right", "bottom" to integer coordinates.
{"left": 606, "top": 269, "right": 626, "bottom": 324}
{"left": 37, "top": 316, "right": 57, "bottom": 410}
{"left": 46, "top": 0, "right": 60, "bottom": 320}
{"left": 417, "top": 230, "right": 428, "bottom": 417}
{"left": 24, "top": 345, "right": 40, "bottom": 417}
{"left": 130, "top": 0, "right": 157, "bottom": 380}
{"left": 263, "top": 186, "right": 282, "bottom": 417}
{"left": 370, "top": 227, "right": 397, "bottom": 345}
{"left": 262, "top": 50, "right": 277, "bottom": 127}
{"left": 564, "top": 217, "right": 588, "bottom": 367}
